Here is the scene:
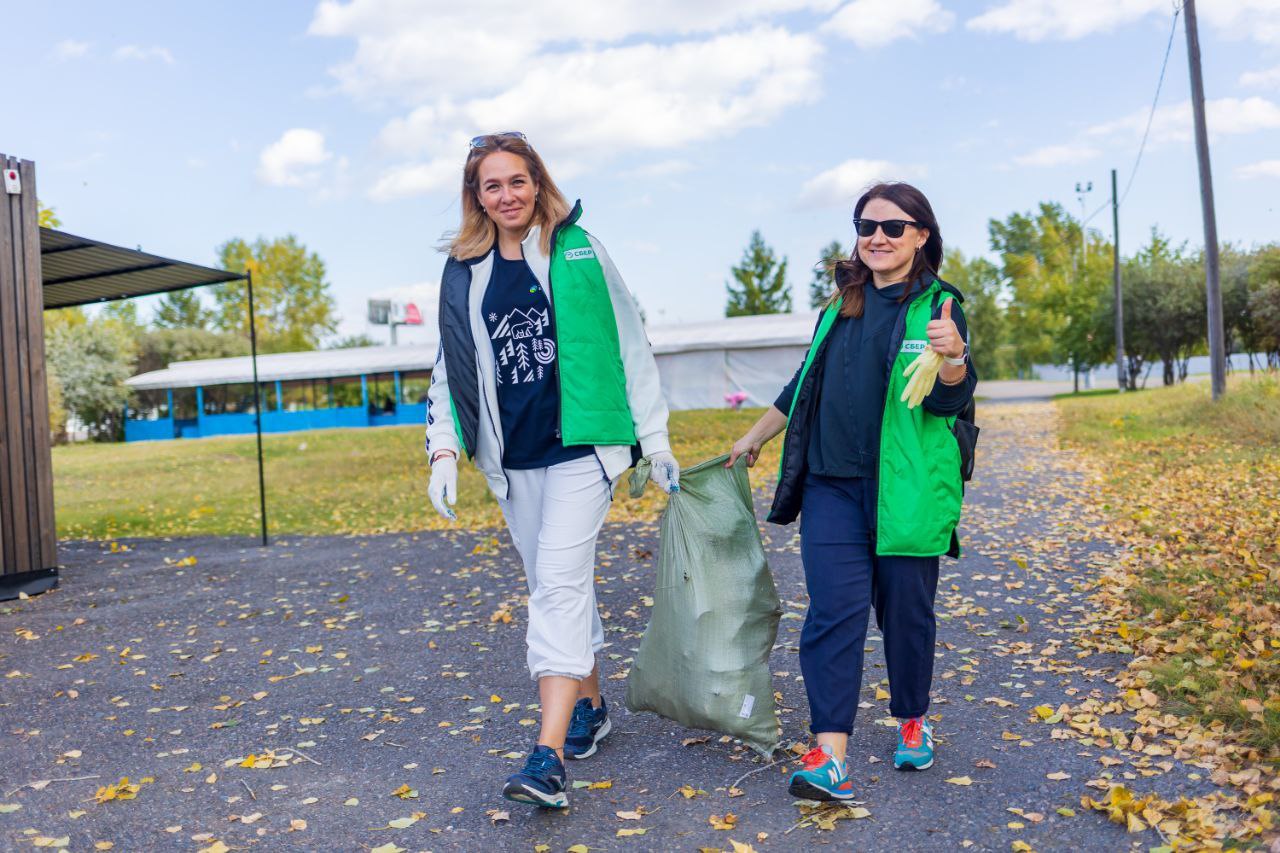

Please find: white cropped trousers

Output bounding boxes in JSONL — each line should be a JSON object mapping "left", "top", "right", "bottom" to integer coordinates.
{"left": 497, "top": 454, "right": 611, "bottom": 681}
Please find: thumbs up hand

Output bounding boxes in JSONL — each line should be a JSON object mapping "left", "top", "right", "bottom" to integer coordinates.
{"left": 926, "top": 298, "right": 965, "bottom": 360}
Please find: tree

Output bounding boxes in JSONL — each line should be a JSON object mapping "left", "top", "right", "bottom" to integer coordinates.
{"left": 1126, "top": 231, "right": 1206, "bottom": 386}
{"left": 212, "top": 235, "right": 338, "bottom": 353}
{"left": 328, "top": 334, "right": 378, "bottom": 349}
{"left": 1220, "top": 244, "right": 1255, "bottom": 371}
{"left": 45, "top": 316, "right": 137, "bottom": 441}
{"left": 940, "top": 249, "right": 1011, "bottom": 379}
{"left": 989, "top": 203, "right": 1111, "bottom": 385}
{"left": 100, "top": 299, "right": 144, "bottom": 331}
{"left": 809, "top": 240, "right": 846, "bottom": 309}
{"left": 133, "top": 327, "right": 248, "bottom": 376}
{"left": 153, "top": 289, "right": 214, "bottom": 329}
{"left": 726, "top": 231, "right": 792, "bottom": 317}
{"left": 38, "top": 201, "right": 61, "bottom": 229}
{"left": 1248, "top": 244, "right": 1280, "bottom": 368}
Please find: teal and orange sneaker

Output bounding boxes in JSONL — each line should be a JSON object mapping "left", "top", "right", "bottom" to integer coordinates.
{"left": 788, "top": 745, "right": 856, "bottom": 801}
{"left": 894, "top": 717, "right": 935, "bottom": 770}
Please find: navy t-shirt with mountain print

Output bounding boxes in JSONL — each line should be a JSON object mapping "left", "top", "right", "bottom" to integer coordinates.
{"left": 482, "top": 254, "right": 594, "bottom": 470}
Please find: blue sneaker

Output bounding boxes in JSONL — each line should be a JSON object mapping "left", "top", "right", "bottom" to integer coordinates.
{"left": 502, "top": 745, "right": 568, "bottom": 809}
{"left": 894, "top": 717, "right": 935, "bottom": 770}
{"left": 564, "top": 697, "right": 611, "bottom": 760}
{"left": 788, "top": 745, "right": 856, "bottom": 801}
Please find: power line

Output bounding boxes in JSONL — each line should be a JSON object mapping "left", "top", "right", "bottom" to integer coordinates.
{"left": 1118, "top": 1, "right": 1184, "bottom": 209}
{"left": 1081, "top": 2, "right": 1183, "bottom": 229}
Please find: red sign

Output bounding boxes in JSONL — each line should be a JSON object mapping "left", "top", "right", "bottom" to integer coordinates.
{"left": 404, "top": 303, "right": 422, "bottom": 325}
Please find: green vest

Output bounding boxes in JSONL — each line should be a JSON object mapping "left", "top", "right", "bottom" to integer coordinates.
{"left": 548, "top": 214, "right": 637, "bottom": 447}
{"left": 785, "top": 280, "right": 963, "bottom": 557}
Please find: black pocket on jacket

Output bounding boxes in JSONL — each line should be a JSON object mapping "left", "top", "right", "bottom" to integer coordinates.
{"left": 952, "top": 418, "right": 979, "bottom": 482}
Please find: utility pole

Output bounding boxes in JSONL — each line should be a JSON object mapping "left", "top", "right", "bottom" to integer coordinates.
{"left": 1184, "top": 0, "right": 1227, "bottom": 399}
{"left": 1112, "top": 168, "right": 1126, "bottom": 392}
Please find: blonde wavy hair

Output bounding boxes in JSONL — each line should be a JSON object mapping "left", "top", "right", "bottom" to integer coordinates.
{"left": 445, "top": 134, "right": 571, "bottom": 260}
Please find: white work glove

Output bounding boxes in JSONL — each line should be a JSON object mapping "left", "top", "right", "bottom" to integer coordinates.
{"left": 428, "top": 454, "right": 458, "bottom": 520}
{"left": 648, "top": 451, "right": 680, "bottom": 494}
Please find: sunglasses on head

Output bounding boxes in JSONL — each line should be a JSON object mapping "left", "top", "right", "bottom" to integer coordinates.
{"left": 469, "top": 131, "right": 528, "bottom": 150}
{"left": 853, "top": 217, "right": 923, "bottom": 239}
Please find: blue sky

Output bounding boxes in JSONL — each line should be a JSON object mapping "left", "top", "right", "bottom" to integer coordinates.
{"left": 5, "top": 0, "right": 1279, "bottom": 343}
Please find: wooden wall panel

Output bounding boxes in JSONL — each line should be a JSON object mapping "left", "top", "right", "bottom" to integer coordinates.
{"left": 0, "top": 152, "right": 57, "bottom": 587}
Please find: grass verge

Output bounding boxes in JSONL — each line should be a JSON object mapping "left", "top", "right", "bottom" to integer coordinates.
{"left": 1057, "top": 373, "right": 1280, "bottom": 758}
{"left": 53, "top": 408, "right": 779, "bottom": 540}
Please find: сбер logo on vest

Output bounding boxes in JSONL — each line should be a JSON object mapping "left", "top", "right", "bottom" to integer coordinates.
{"left": 564, "top": 248, "right": 596, "bottom": 261}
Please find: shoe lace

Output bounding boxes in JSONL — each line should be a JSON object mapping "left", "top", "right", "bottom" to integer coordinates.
{"left": 900, "top": 717, "right": 924, "bottom": 749}
{"left": 525, "top": 748, "right": 561, "bottom": 778}
{"left": 800, "top": 747, "right": 830, "bottom": 770}
{"left": 567, "top": 702, "right": 594, "bottom": 739}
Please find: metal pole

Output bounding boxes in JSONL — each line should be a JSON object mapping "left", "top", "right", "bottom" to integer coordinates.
{"left": 246, "top": 271, "right": 269, "bottom": 546}
{"left": 1184, "top": 0, "right": 1227, "bottom": 399}
{"left": 1112, "top": 168, "right": 1126, "bottom": 391}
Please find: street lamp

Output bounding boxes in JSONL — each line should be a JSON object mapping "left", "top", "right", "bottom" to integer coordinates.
{"left": 1075, "top": 181, "right": 1092, "bottom": 258}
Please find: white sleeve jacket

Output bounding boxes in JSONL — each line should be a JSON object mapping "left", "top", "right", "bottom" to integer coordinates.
{"left": 426, "top": 207, "right": 670, "bottom": 501}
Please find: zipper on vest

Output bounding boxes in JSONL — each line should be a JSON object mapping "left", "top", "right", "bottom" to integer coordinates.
{"left": 534, "top": 219, "right": 571, "bottom": 445}
{"left": 478, "top": 254, "right": 507, "bottom": 468}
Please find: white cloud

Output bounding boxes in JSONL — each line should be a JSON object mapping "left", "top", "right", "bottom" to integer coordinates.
{"left": 1237, "top": 159, "right": 1280, "bottom": 178}
{"left": 798, "top": 158, "right": 924, "bottom": 208}
{"left": 822, "top": 0, "right": 954, "bottom": 48}
{"left": 257, "top": 128, "right": 338, "bottom": 189}
{"left": 623, "top": 159, "right": 695, "bottom": 178}
{"left": 53, "top": 39, "right": 89, "bottom": 60}
{"left": 967, "top": 0, "right": 1280, "bottom": 44}
{"left": 1088, "top": 96, "right": 1280, "bottom": 143}
{"left": 113, "top": 45, "right": 175, "bottom": 64}
{"left": 308, "top": 0, "right": 838, "bottom": 102}
{"left": 369, "top": 159, "right": 462, "bottom": 201}
{"left": 363, "top": 27, "right": 823, "bottom": 201}
{"left": 967, "top": 0, "right": 1162, "bottom": 41}
{"left": 1240, "top": 65, "right": 1280, "bottom": 88}
{"left": 1198, "top": 0, "right": 1280, "bottom": 46}
{"left": 1013, "top": 143, "right": 1101, "bottom": 167}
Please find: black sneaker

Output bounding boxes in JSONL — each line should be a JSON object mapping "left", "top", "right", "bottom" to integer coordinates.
{"left": 563, "top": 697, "right": 611, "bottom": 760}
{"left": 502, "top": 745, "right": 568, "bottom": 809}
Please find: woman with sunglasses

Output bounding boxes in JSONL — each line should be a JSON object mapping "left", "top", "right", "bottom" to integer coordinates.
{"left": 727, "top": 181, "right": 975, "bottom": 800}
{"left": 425, "top": 132, "right": 679, "bottom": 810}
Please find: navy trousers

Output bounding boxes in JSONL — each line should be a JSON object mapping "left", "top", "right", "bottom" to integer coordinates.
{"left": 798, "top": 474, "right": 940, "bottom": 734}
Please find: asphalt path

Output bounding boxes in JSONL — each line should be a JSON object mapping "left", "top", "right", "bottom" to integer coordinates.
{"left": 0, "top": 404, "right": 1226, "bottom": 851}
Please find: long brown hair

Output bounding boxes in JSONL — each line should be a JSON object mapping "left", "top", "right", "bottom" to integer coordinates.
{"left": 446, "top": 135, "right": 570, "bottom": 260}
{"left": 830, "top": 182, "right": 943, "bottom": 318}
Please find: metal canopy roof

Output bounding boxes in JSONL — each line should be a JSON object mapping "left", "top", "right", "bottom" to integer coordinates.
{"left": 126, "top": 345, "right": 441, "bottom": 391}
{"left": 40, "top": 227, "right": 243, "bottom": 309}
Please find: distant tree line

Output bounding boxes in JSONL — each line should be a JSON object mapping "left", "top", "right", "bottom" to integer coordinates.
{"left": 729, "top": 206, "right": 1280, "bottom": 386}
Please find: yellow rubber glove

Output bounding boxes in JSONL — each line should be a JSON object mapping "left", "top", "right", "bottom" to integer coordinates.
{"left": 900, "top": 349, "right": 944, "bottom": 409}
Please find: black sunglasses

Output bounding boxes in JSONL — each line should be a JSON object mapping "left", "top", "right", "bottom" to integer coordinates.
{"left": 853, "top": 217, "right": 923, "bottom": 239}
{"left": 469, "top": 131, "right": 528, "bottom": 150}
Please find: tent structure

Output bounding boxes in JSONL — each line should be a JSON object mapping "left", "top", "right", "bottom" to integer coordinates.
{"left": 647, "top": 311, "right": 816, "bottom": 410}
{"left": 1, "top": 152, "right": 268, "bottom": 600}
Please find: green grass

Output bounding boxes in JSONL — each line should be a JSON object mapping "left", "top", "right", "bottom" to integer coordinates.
{"left": 1050, "top": 387, "right": 1120, "bottom": 400}
{"left": 53, "top": 408, "right": 779, "bottom": 540}
{"left": 1057, "top": 372, "right": 1280, "bottom": 755}
{"left": 1057, "top": 372, "right": 1280, "bottom": 454}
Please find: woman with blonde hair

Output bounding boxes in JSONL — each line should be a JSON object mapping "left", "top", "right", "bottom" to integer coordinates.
{"left": 425, "top": 132, "right": 679, "bottom": 809}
